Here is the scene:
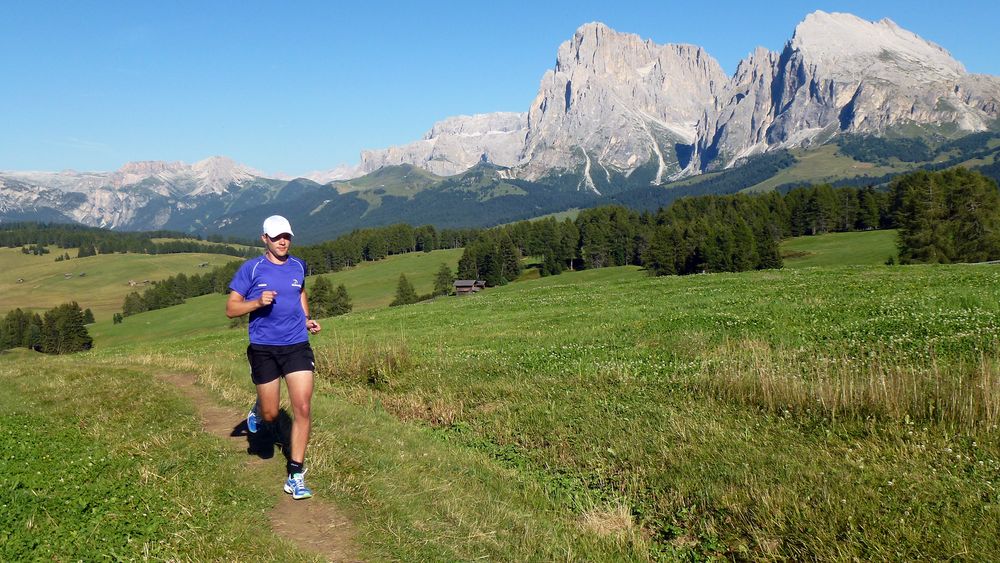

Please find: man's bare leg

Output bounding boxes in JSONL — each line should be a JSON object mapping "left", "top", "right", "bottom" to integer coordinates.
{"left": 256, "top": 378, "right": 282, "bottom": 425}
{"left": 284, "top": 370, "right": 314, "bottom": 467}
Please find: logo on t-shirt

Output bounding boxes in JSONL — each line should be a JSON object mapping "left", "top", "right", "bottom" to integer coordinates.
{"left": 291, "top": 279, "right": 302, "bottom": 288}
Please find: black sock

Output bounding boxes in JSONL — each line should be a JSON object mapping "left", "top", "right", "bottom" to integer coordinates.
{"left": 287, "top": 460, "right": 304, "bottom": 476}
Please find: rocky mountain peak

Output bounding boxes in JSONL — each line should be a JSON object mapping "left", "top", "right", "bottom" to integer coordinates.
{"left": 311, "top": 14, "right": 998, "bottom": 186}
{"left": 692, "top": 11, "right": 1000, "bottom": 171}
{"left": 117, "top": 160, "right": 186, "bottom": 176}
{"left": 187, "top": 156, "right": 260, "bottom": 195}
{"left": 791, "top": 10, "right": 965, "bottom": 81}
{"left": 356, "top": 112, "right": 528, "bottom": 177}
{"left": 520, "top": 22, "right": 727, "bottom": 189}
{"left": 423, "top": 112, "right": 526, "bottom": 140}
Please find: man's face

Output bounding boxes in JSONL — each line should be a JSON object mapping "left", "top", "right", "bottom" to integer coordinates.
{"left": 263, "top": 233, "right": 292, "bottom": 258}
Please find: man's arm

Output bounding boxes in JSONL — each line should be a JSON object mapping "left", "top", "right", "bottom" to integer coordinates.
{"left": 300, "top": 290, "right": 321, "bottom": 334}
{"left": 226, "top": 289, "right": 276, "bottom": 318}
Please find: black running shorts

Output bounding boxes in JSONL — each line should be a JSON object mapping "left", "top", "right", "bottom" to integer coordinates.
{"left": 246, "top": 341, "right": 315, "bottom": 385}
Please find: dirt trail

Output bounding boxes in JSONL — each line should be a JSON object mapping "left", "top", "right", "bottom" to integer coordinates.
{"left": 161, "top": 373, "right": 361, "bottom": 562}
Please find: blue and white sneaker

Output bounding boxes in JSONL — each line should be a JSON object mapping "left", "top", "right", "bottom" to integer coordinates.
{"left": 283, "top": 470, "right": 313, "bottom": 500}
{"left": 247, "top": 400, "right": 259, "bottom": 434}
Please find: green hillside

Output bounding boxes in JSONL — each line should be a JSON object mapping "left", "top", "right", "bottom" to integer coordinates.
{"left": 0, "top": 247, "right": 240, "bottom": 320}
{"left": 333, "top": 164, "right": 443, "bottom": 197}
{"left": 744, "top": 132, "right": 1000, "bottom": 193}
{"left": 315, "top": 248, "right": 463, "bottom": 310}
{"left": 88, "top": 248, "right": 464, "bottom": 347}
{"left": 745, "top": 145, "right": 906, "bottom": 193}
{"left": 781, "top": 229, "right": 899, "bottom": 268}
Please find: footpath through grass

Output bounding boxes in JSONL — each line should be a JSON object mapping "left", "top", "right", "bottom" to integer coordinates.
{"left": 0, "top": 351, "right": 316, "bottom": 561}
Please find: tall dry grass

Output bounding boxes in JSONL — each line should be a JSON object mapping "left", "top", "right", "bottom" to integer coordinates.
{"left": 695, "top": 339, "right": 1000, "bottom": 430}
{"left": 313, "top": 335, "right": 412, "bottom": 388}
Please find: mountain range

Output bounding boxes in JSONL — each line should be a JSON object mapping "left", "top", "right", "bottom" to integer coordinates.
{"left": 2, "top": 11, "right": 999, "bottom": 243}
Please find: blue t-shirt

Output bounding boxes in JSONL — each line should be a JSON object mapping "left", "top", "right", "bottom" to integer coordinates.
{"left": 229, "top": 255, "right": 309, "bottom": 346}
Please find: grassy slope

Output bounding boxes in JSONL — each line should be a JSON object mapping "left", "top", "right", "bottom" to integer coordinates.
{"left": 309, "top": 263, "right": 1000, "bottom": 559}
{"left": 0, "top": 349, "right": 312, "bottom": 561}
{"left": 744, "top": 145, "right": 905, "bottom": 192}
{"left": 506, "top": 208, "right": 581, "bottom": 225}
{"left": 0, "top": 247, "right": 240, "bottom": 321}
{"left": 333, "top": 165, "right": 443, "bottom": 197}
{"left": 781, "top": 229, "right": 899, "bottom": 268}
{"left": 88, "top": 248, "right": 464, "bottom": 347}
{"left": 317, "top": 248, "right": 463, "bottom": 311}
{"left": 5, "top": 232, "right": 999, "bottom": 559}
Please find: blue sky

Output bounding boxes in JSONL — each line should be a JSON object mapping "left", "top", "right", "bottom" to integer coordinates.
{"left": 2, "top": 0, "right": 998, "bottom": 175}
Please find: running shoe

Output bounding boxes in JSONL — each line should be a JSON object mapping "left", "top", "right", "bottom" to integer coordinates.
{"left": 284, "top": 470, "right": 313, "bottom": 500}
{"left": 247, "top": 400, "right": 259, "bottom": 434}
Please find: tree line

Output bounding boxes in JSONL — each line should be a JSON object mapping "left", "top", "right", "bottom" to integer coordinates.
{"left": 0, "top": 303, "right": 93, "bottom": 354}
{"left": 118, "top": 222, "right": 476, "bottom": 318}
{"left": 1, "top": 222, "right": 258, "bottom": 259}
{"left": 294, "top": 223, "right": 479, "bottom": 275}
{"left": 891, "top": 168, "right": 1000, "bottom": 263}
{"left": 460, "top": 167, "right": 999, "bottom": 281}
{"left": 118, "top": 166, "right": 1000, "bottom": 318}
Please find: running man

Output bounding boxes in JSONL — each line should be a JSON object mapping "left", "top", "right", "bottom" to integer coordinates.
{"left": 226, "top": 215, "right": 321, "bottom": 499}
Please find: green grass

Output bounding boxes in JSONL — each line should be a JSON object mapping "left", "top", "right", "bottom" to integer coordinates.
{"left": 0, "top": 350, "right": 313, "bottom": 561}
{"left": 303, "top": 264, "right": 1000, "bottom": 559}
{"left": 781, "top": 229, "right": 899, "bottom": 268}
{"left": 745, "top": 145, "right": 905, "bottom": 192}
{"left": 88, "top": 248, "right": 463, "bottom": 348}
{"left": 508, "top": 208, "right": 582, "bottom": 225}
{"left": 6, "top": 238, "right": 1000, "bottom": 559}
{"left": 315, "top": 248, "right": 463, "bottom": 310}
{"left": 0, "top": 247, "right": 239, "bottom": 321}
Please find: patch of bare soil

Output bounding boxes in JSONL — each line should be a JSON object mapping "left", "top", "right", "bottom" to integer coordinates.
{"left": 161, "top": 373, "right": 361, "bottom": 562}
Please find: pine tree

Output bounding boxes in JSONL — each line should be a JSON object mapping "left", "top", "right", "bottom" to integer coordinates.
{"left": 945, "top": 168, "right": 1000, "bottom": 262}
{"left": 755, "top": 223, "right": 783, "bottom": 270}
{"left": 77, "top": 243, "right": 96, "bottom": 258}
{"left": 540, "top": 252, "right": 563, "bottom": 277}
{"left": 643, "top": 226, "right": 677, "bottom": 276}
{"left": 82, "top": 308, "right": 95, "bottom": 324}
{"left": 330, "top": 284, "right": 353, "bottom": 315}
{"left": 457, "top": 248, "right": 478, "bottom": 280}
{"left": 433, "top": 263, "right": 454, "bottom": 296}
{"left": 26, "top": 314, "right": 42, "bottom": 350}
{"left": 479, "top": 250, "right": 502, "bottom": 287}
{"left": 558, "top": 219, "right": 579, "bottom": 270}
{"left": 390, "top": 274, "right": 419, "bottom": 306}
{"left": 498, "top": 236, "right": 522, "bottom": 283}
{"left": 122, "top": 292, "right": 148, "bottom": 317}
{"left": 893, "top": 170, "right": 952, "bottom": 264}
{"left": 50, "top": 302, "right": 92, "bottom": 353}
{"left": 309, "top": 276, "right": 334, "bottom": 319}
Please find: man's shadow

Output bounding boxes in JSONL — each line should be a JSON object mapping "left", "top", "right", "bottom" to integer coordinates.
{"left": 231, "top": 408, "right": 293, "bottom": 463}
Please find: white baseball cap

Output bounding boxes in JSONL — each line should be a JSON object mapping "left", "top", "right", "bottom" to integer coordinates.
{"left": 262, "top": 215, "right": 294, "bottom": 238}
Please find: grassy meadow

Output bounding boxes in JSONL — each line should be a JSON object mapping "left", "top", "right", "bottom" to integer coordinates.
{"left": 745, "top": 145, "right": 906, "bottom": 193}
{"left": 3, "top": 232, "right": 999, "bottom": 560}
{"left": 316, "top": 247, "right": 463, "bottom": 311}
{"left": 0, "top": 246, "right": 240, "bottom": 321}
{"left": 781, "top": 229, "right": 899, "bottom": 268}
